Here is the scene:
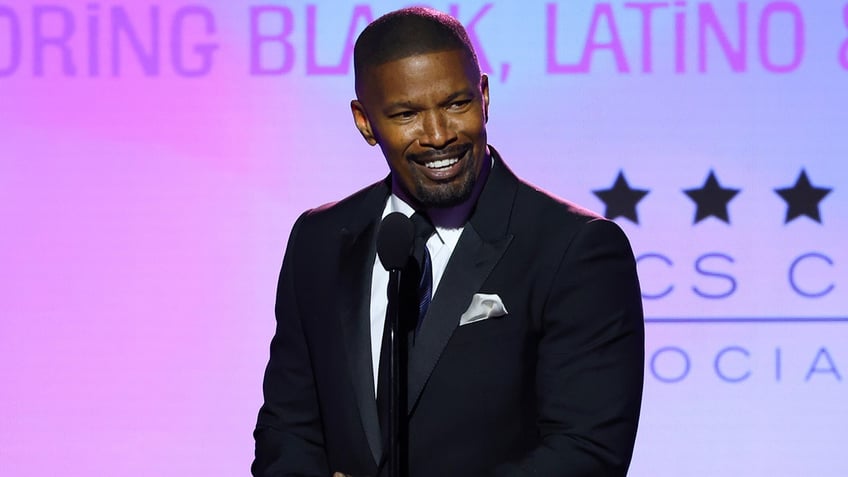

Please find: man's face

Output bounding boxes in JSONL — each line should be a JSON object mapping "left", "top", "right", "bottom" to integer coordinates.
{"left": 351, "top": 49, "right": 490, "bottom": 208}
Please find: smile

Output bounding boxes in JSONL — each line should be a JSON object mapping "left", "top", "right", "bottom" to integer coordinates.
{"left": 409, "top": 145, "right": 471, "bottom": 182}
{"left": 425, "top": 157, "right": 460, "bottom": 169}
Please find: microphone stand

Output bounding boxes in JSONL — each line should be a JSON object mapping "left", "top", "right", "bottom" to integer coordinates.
{"left": 385, "top": 268, "right": 405, "bottom": 477}
{"left": 376, "top": 211, "right": 414, "bottom": 477}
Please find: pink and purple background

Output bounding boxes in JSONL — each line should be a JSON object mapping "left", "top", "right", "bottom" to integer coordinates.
{"left": 1, "top": 1, "right": 845, "bottom": 475}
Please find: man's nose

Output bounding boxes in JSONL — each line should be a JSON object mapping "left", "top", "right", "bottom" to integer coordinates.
{"left": 419, "top": 111, "right": 456, "bottom": 148}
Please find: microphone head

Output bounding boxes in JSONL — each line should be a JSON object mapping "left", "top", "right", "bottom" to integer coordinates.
{"left": 377, "top": 212, "right": 414, "bottom": 271}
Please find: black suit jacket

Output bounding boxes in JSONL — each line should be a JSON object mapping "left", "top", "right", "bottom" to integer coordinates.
{"left": 253, "top": 150, "right": 644, "bottom": 476}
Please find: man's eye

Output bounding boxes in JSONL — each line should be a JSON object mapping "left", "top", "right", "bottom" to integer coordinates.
{"left": 449, "top": 100, "right": 471, "bottom": 110}
{"left": 392, "top": 111, "right": 416, "bottom": 119}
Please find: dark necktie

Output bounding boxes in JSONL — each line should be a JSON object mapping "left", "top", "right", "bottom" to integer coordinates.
{"left": 409, "top": 212, "right": 435, "bottom": 330}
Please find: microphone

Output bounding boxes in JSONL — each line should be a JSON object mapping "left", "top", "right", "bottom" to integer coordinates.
{"left": 377, "top": 212, "right": 414, "bottom": 270}
{"left": 375, "top": 211, "right": 414, "bottom": 477}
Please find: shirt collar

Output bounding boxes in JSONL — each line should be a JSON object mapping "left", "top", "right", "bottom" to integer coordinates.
{"left": 385, "top": 194, "right": 447, "bottom": 245}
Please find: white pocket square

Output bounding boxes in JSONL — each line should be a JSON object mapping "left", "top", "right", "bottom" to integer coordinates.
{"left": 459, "top": 293, "right": 508, "bottom": 326}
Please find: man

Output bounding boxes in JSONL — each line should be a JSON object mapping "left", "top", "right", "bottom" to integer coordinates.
{"left": 253, "top": 7, "right": 644, "bottom": 477}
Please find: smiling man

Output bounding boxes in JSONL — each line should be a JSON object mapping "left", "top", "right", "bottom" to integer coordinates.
{"left": 253, "top": 7, "right": 645, "bottom": 477}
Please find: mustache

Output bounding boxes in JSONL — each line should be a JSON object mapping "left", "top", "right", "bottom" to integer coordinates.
{"left": 408, "top": 144, "right": 470, "bottom": 164}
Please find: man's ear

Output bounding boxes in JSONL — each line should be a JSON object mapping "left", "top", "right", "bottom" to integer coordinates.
{"left": 481, "top": 74, "right": 490, "bottom": 124}
{"left": 350, "top": 100, "right": 378, "bottom": 146}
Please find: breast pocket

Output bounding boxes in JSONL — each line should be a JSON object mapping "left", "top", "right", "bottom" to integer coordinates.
{"left": 448, "top": 310, "right": 519, "bottom": 347}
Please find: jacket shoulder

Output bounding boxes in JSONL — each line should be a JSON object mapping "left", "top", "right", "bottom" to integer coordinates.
{"left": 299, "top": 178, "right": 389, "bottom": 228}
{"left": 514, "top": 179, "right": 606, "bottom": 229}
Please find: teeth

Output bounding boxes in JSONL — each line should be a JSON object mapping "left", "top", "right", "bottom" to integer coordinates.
{"left": 425, "top": 157, "right": 459, "bottom": 169}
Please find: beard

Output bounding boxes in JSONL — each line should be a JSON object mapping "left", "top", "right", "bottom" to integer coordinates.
{"left": 410, "top": 157, "right": 478, "bottom": 208}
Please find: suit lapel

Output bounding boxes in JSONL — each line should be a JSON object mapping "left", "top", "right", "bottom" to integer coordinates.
{"left": 407, "top": 225, "right": 512, "bottom": 412}
{"left": 337, "top": 181, "right": 390, "bottom": 466}
{"left": 406, "top": 149, "right": 518, "bottom": 414}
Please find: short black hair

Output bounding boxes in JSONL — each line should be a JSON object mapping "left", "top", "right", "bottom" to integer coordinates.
{"left": 354, "top": 7, "right": 479, "bottom": 94}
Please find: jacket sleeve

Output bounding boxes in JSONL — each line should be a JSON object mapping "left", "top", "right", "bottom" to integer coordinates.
{"left": 253, "top": 212, "right": 330, "bottom": 477}
{"left": 494, "top": 218, "right": 645, "bottom": 477}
